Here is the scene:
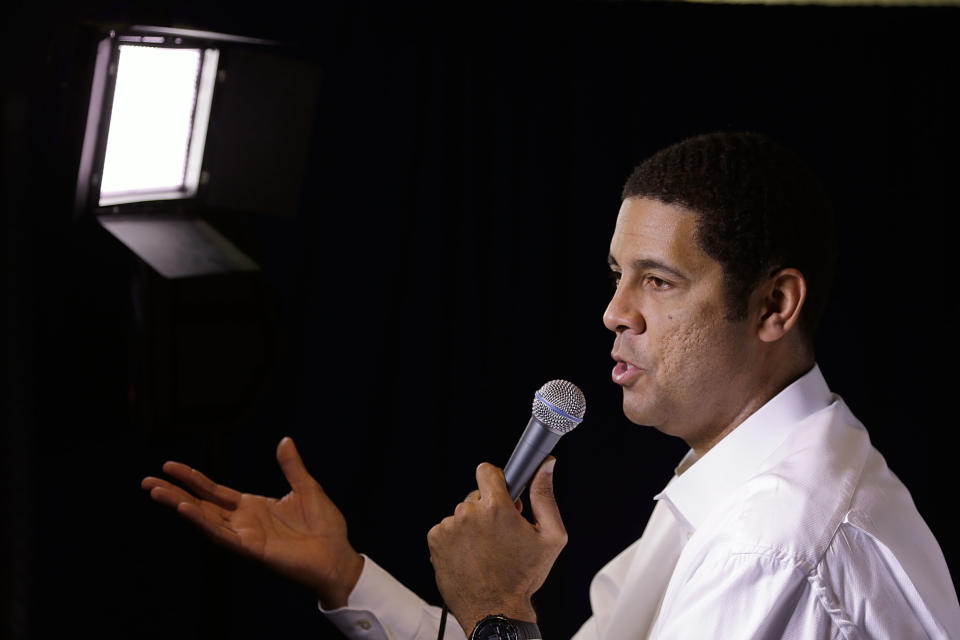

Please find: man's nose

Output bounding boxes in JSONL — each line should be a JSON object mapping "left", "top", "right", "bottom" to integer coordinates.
{"left": 603, "top": 287, "right": 645, "bottom": 334}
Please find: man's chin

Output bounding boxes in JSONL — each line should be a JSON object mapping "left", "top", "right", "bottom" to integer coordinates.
{"left": 621, "top": 395, "right": 658, "bottom": 428}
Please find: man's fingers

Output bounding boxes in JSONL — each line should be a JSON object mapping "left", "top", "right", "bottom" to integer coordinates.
{"left": 276, "top": 437, "right": 320, "bottom": 494}
{"left": 160, "top": 461, "right": 241, "bottom": 509}
{"left": 144, "top": 480, "right": 240, "bottom": 549}
{"left": 475, "top": 462, "right": 511, "bottom": 503}
{"left": 142, "top": 476, "right": 205, "bottom": 510}
{"left": 144, "top": 481, "right": 195, "bottom": 510}
{"left": 145, "top": 480, "right": 233, "bottom": 527}
{"left": 528, "top": 457, "right": 566, "bottom": 543}
{"left": 141, "top": 475, "right": 168, "bottom": 493}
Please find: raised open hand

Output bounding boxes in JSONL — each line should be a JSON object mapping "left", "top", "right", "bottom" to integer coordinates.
{"left": 141, "top": 436, "right": 363, "bottom": 608}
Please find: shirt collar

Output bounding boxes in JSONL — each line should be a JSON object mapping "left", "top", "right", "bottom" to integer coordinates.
{"left": 655, "top": 364, "right": 834, "bottom": 533}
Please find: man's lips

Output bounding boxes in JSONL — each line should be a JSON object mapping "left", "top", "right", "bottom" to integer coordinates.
{"left": 611, "top": 356, "right": 644, "bottom": 385}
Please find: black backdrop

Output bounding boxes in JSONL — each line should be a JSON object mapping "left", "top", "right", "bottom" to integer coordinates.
{"left": 4, "top": 2, "right": 959, "bottom": 639}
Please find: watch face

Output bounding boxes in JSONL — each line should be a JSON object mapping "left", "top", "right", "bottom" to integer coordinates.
{"left": 474, "top": 618, "right": 518, "bottom": 640}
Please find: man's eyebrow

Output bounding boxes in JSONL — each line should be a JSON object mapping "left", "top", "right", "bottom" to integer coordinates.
{"left": 607, "top": 254, "right": 688, "bottom": 281}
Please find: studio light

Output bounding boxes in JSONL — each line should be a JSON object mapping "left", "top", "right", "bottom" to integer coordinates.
{"left": 73, "top": 25, "right": 318, "bottom": 279}
{"left": 99, "top": 44, "right": 218, "bottom": 205}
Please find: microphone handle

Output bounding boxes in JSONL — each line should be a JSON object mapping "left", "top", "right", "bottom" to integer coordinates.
{"left": 503, "top": 416, "right": 563, "bottom": 502}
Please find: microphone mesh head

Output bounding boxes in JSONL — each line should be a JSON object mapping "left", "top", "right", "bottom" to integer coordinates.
{"left": 532, "top": 379, "right": 586, "bottom": 434}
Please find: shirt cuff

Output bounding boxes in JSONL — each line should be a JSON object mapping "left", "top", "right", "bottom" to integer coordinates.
{"left": 320, "top": 554, "right": 445, "bottom": 639}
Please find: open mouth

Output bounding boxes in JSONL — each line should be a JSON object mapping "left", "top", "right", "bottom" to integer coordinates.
{"left": 612, "top": 359, "right": 643, "bottom": 385}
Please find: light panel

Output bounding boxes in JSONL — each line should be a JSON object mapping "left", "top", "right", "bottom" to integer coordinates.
{"left": 99, "top": 45, "right": 203, "bottom": 203}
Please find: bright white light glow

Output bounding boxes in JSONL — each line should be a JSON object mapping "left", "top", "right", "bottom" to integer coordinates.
{"left": 99, "top": 45, "right": 202, "bottom": 203}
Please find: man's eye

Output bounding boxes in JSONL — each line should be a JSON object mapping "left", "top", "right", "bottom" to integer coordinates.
{"left": 609, "top": 272, "right": 622, "bottom": 288}
{"left": 646, "top": 276, "right": 669, "bottom": 289}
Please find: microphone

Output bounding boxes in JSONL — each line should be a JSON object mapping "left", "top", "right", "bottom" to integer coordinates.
{"left": 503, "top": 379, "right": 586, "bottom": 502}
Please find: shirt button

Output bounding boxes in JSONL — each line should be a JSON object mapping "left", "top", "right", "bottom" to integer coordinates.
{"left": 357, "top": 619, "right": 372, "bottom": 631}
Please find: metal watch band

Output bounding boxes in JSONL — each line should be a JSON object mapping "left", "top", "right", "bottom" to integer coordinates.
{"left": 512, "top": 618, "right": 541, "bottom": 640}
{"left": 470, "top": 614, "right": 542, "bottom": 640}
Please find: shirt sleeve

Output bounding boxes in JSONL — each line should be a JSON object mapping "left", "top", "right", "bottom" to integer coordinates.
{"left": 320, "top": 555, "right": 467, "bottom": 640}
{"left": 649, "top": 536, "right": 946, "bottom": 640}
{"left": 649, "top": 545, "right": 824, "bottom": 640}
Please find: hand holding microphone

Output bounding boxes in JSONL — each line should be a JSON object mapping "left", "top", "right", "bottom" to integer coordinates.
{"left": 427, "top": 380, "right": 586, "bottom": 636}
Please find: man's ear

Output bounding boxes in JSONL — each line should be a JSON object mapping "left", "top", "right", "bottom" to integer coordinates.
{"left": 756, "top": 268, "right": 807, "bottom": 343}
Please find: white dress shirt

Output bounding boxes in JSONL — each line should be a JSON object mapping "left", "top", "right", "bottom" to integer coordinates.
{"left": 323, "top": 366, "right": 960, "bottom": 639}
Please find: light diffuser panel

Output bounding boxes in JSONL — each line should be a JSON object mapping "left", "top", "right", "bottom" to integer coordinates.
{"left": 99, "top": 45, "right": 202, "bottom": 202}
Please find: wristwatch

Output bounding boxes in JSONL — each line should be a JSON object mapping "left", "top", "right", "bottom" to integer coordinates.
{"left": 470, "top": 614, "right": 541, "bottom": 640}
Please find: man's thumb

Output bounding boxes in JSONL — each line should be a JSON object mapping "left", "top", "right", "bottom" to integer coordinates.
{"left": 277, "top": 436, "right": 318, "bottom": 493}
{"left": 529, "top": 457, "right": 565, "bottom": 539}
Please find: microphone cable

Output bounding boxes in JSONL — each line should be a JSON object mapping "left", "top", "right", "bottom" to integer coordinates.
{"left": 437, "top": 604, "right": 448, "bottom": 639}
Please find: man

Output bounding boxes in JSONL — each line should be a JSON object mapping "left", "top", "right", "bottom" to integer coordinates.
{"left": 143, "top": 132, "right": 960, "bottom": 638}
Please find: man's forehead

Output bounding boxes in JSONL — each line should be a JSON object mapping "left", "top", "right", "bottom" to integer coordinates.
{"left": 610, "top": 197, "right": 699, "bottom": 254}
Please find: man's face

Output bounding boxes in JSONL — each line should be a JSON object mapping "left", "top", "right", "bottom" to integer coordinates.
{"left": 604, "top": 197, "right": 759, "bottom": 449}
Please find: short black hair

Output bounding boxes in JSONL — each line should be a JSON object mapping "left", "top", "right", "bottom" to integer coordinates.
{"left": 621, "top": 131, "right": 837, "bottom": 346}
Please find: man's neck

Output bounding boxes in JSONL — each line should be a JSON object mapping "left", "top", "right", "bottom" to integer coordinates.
{"left": 687, "top": 355, "right": 815, "bottom": 458}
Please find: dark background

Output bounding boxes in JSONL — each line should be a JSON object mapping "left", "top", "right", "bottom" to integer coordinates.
{"left": 4, "top": 2, "right": 958, "bottom": 638}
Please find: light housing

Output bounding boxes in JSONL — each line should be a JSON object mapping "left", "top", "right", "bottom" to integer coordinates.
{"left": 72, "top": 25, "right": 319, "bottom": 278}
{"left": 74, "top": 24, "right": 316, "bottom": 220}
